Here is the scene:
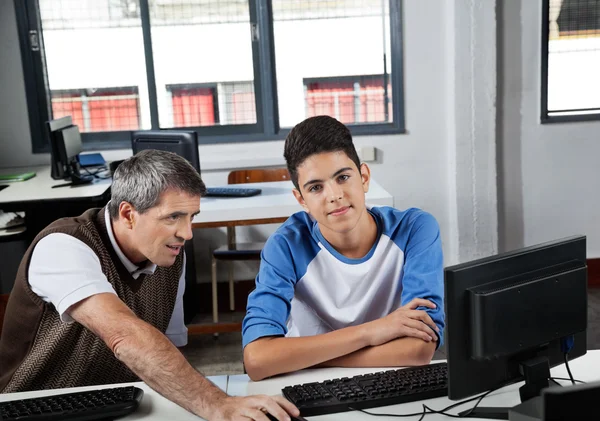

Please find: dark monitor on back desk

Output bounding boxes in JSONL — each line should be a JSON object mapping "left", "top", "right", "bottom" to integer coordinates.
{"left": 131, "top": 130, "right": 201, "bottom": 172}
{"left": 46, "top": 116, "right": 93, "bottom": 185}
{"left": 131, "top": 130, "right": 261, "bottom": 198}
{"left": 445, "top": 235, "right": 588, "bottom": 419}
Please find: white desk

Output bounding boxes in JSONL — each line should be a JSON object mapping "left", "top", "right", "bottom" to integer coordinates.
{"left": 0, "top": 376, "right": 227, "bottom": 421}
{"left": 192, "top": 179, "right": 394, "bottom": 229}
{"left": 0, "top": 166, "right": 111, "bottom": 209}
{"left": 2, "top": 353, "right": 597, "bottom": 420}
{"left": 227, "top": 350, "right": 600, "bottom": 420}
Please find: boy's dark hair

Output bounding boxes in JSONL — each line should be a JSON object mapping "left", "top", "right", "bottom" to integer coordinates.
{"left": 284, "top": 115, "right": 361, "bottom": 190}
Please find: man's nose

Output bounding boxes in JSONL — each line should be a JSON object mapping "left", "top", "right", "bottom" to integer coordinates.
{"left": 178, "top": 222, "right": 194, "bottom": 241}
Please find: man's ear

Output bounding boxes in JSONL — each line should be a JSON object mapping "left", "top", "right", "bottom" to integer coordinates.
{"left": 118, "top": 201, "right": 136, "bottom": 229}
{"left": 292, "top": 188, "right": 310, "bottom": 213}
{"left": 360, "top": 163, "right": 371, "bottom": 193}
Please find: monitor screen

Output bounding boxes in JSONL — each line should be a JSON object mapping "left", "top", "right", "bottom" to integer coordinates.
{"left": 131, "top": 130, "right": 200, "bottom": 173}
{"left": 445, "top": 235, "right": 588, "bottom": 418}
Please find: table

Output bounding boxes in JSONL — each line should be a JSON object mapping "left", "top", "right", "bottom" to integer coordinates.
{"left": 2, "top": 352, "right": 597, "bottom": 420}
{"left": 0, "top": 376, "right": 227, "bottom": 421}
{"left": 0, "top": 166, "right": 112, "bottom": 240}
{"left": 0, "top": 166, "right": 111, "bottom": 211}
{"left": 227, "top": 350, "right": 600, "bottom": 420}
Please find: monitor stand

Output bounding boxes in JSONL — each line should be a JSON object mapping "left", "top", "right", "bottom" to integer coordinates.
{"left": 62, "top": 160, "right": 93, "bottom": 187}
{"left": 69, "top": 172, "right": 94, "bottom": 186}
{"left": 459, "top": 357, "right": 550, "bottom": 420}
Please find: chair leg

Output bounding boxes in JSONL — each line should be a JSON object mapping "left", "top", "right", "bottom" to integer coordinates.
{"left": 228, "top": 262, "right": 235, "bottom": 312}
{"left": 211, "top": 256, "right": 218, "bottom": 324}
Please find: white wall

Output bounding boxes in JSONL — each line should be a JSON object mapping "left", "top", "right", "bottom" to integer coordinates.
{"left": 1, "top": 0, "right": 536, "bottom": 285}
{"left": 498, "top": 0, "right": 600, "bottom": 258}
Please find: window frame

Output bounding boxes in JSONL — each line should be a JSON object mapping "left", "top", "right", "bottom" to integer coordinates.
{"left": 541, "top": 0, "right": 600, "bottom": 123}
{"left": 15, "top": 0, "right": 405, "bottom": 153}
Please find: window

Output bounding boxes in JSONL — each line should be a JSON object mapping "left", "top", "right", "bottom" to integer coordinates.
{"left": 51, "top": 87, "right": 141, "bottom": 132}
{"left": 166, "top": 81, "right": 255, "bottom": 127}
{"left": 542, "top": 0, "right": 600, "bottom": 122}
{"left": 16, "top": 0, "right": 404, "bottom": 152}
{"left": 304, "top": 75, "right": 392, "bottom": 125}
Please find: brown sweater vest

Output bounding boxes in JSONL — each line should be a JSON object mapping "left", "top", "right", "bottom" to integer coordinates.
{"left": 0, "top": 207, "right": 182, "bottom": 392}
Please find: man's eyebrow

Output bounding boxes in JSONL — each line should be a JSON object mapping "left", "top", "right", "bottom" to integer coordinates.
{"left": 162, "top": 211, "right": 189, "bottom": 218}
{"left": 302, "top": 167, "right": 354, "bottom": 189}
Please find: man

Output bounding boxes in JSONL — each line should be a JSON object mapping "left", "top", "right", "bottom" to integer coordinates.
{"left": 0, "top": 150, "right": 298, "bottom": 421}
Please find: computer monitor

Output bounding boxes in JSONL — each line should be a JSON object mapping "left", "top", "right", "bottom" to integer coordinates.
{"left": 445, "top": 235, "right": 588, "bottom": 419}
{"left": 131, "top": 130, "right": 200, "bottom": 173}
{"left": 46, "top": 116, "right": 93, "bottom": 185}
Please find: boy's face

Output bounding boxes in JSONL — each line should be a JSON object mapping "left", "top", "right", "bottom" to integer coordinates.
{"left": 293, "top": 151, "right": 370, "bottom": 236}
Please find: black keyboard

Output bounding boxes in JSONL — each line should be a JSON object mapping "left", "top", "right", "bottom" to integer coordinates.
{"left": 205, "top": 187, "right": 262, "bottom": 198}
{"left": 0, "top": 386, "right": 143, "bottom": 421}
{"left": 282, "top": 362, "right": 448, "bottom": 417}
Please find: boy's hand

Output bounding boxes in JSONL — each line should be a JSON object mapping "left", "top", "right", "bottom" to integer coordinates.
{"left": 364, "top": 298, "right": 440, "bottom": 347}
{"left": 211, "top": 395, "right": 299, "bottom": 421}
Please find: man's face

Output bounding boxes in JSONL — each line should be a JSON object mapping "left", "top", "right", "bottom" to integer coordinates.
{"left": 293, "top": 151, "right": 370, "bottom": 237}
{"left": 128, "top": 189, "right": 201, "bottom": 267}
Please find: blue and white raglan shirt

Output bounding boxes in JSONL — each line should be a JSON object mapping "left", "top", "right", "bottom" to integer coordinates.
{"left": 242, "top": 206, "right": 445, "bottom": 349}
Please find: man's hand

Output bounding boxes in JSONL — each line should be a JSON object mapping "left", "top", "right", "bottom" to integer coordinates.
{"left": 211, "top": 395, "right": 300, "bottom": 421}
{"left": 363, "top": 298, "right": 440, "bottom": 347}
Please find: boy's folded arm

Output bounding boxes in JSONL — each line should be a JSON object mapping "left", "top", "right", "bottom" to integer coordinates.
{"left": 244, "top": 324, "right": 373, "bottom": 381}
{"left": 317, "top": 337, "right": 437, "bottom": 368}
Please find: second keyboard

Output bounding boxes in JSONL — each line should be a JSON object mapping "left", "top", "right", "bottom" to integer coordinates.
{"left": 282, "top": 362, "right": 448, "bottom": 417}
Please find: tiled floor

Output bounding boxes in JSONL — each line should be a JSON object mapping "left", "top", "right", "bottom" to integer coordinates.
{"left": 181, "top": 289, "right": 600, "bottom": 376}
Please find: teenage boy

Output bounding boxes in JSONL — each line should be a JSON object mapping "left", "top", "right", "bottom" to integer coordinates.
{"left": 242, "top": 116, "right": 444, "bottom": 381}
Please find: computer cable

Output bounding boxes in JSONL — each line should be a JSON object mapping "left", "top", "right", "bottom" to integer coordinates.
{"left": 560, "top": 334, "right": 576, "bottom": 385}
{"left": 348, "top": 387, "right": 498, "bottom": 419}
{"left": 81, "top": 165, "right": 111, "bottom": 179}
{"left": 563, "top": 354, "right": 576, "bottom": 385}
{"left": 550, "top": 376, "right": 585, "bottom": 384}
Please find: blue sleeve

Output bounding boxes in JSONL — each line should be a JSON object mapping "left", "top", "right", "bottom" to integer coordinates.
{"left": 399, "top": 212, "right": 445, "bottom": 348}
{"left": 242, "top": 233, "right": 297, "bottom": 348}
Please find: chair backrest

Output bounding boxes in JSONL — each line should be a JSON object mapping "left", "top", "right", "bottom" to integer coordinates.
{"left": 228, "top": 168, "right": 290, "bottom": 185}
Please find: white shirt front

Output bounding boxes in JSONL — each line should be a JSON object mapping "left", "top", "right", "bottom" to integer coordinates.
{"left": 29, "top": 207, "right": 188, "bottom": 346}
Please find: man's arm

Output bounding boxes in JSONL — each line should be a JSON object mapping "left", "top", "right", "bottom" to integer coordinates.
{"left": 69, "top": 293, "right": 298, "bottom": 421}
{"left": 244, "top": 298, "right": 439, "bottom": 381}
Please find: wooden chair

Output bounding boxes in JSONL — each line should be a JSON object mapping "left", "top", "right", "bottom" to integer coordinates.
{"left": 211, "top": 168, "right": 290, "bottom": 325}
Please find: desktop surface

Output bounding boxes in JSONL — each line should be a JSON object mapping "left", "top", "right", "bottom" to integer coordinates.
{"left": 0, "top": 166, "right": 111, "bottom": 208}
{"left": 0, "top": 376, "right": 227, "bottom": 421}
{"left": 227, "top": 351, "right": 600, "bottom": 420}
{"left": 1, "top": 353, "right": 598, "bottom": 420}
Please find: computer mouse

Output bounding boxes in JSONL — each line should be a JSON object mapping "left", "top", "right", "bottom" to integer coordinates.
{"left": 265, "top": 413, "right": 308, "bottom": 421}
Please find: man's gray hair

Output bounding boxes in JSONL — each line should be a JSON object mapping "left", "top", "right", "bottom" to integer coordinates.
{"left": 108, "top": 149, "right": 206, "bottom": 219}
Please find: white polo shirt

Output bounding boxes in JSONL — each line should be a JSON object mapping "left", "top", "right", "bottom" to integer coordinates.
{"left": 28, "top": 207, "right": 188, "bottom": 346}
